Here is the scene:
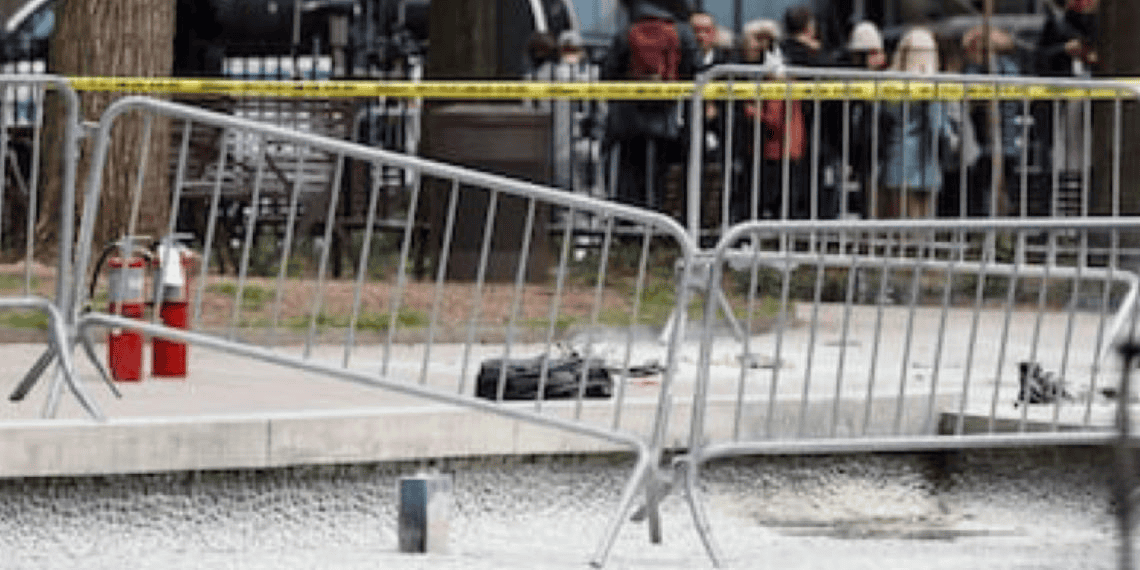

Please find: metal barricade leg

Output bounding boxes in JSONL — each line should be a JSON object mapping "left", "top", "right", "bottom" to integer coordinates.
{"left": 1115, "top": 341, "right": 1138, "bottom": 570}
{"left": 589, "top": 449, "right": 654, "bottom": 568}
{"left": 4, "top": 299, "right": 106, "bottom": 420}
{"left": 7, "top": 345, "right": 56, "bottom": 402}
{"left": 677, "top": 455, "right": 722, "bottom": 567}
{"left": 659, "top": 257, "right": 746, "bottom": 345}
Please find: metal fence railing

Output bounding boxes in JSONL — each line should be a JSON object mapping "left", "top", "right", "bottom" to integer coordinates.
{"left": 0, "top": 75, "right": 107, "bottom": 419}
{"left": 686, "top": 65, "right": 1137, "bottom": 239}
{"left": 67, "top": 95, "right": 699, "bottom": 566}
{"left": 4, "top": 71, "right": 1140, "bottom": 566}
{"left": 676, "top": 206, "right": 1140, "bottom": 564}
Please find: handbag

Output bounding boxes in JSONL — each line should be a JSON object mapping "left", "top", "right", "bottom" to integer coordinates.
{"left": 476, "top": 351, "right": 613, "bottom": 401}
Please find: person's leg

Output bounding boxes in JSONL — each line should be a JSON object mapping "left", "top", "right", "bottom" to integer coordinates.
{"left": 617, "top": 138, "right": 648, "bottom": 208}
{"left": 789, "top": 159, "right": 810, "bottom": 220}
{"left": 878, "top": 187, "right": 900, "bottom": 219}
{"left": 906, "top": 191, "right": 932, "bottom": 219}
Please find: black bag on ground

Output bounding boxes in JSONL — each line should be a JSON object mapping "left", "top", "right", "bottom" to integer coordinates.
{"left": 476, "top": 353, "right": 613, "bottom": 401}
{"left": 1016, "top": 361, "right": 1071, "bottom": 406}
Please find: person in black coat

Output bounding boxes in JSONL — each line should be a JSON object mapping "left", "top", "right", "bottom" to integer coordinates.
{"left": 1037, "top": 0, "right": 1099, "bottom": 77}
{"left": 601, "top": 0, "right": 699, "bottom": 215}
{"left": 777, "top": 4, "right": 840, "bottom": 219}
{"left": 1034, "top": 0, "right": 1099, "bottom": 188}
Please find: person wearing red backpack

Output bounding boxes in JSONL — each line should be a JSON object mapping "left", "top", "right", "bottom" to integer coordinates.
{"left": 735, "top": 69, "right": 806, "bottom": 221}
{"left": 601, "top": 0, "right": 698, "bottom": 216}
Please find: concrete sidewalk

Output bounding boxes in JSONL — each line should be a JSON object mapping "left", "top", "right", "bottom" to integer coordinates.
{"left": 0, "top": 303, "right": 1127, "bottom": 478}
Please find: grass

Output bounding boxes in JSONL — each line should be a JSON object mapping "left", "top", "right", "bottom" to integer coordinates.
{"left": 283, "top": 309, "right": 430, "bottom": 332}
{"left": 0, "top": 309, "right": 49, "bottom": 330}
{"left": 206, "top": 282, "right": 274, "bottom": 311}
{"left": 0, "top": 274, "right": 39, "bottom": 292}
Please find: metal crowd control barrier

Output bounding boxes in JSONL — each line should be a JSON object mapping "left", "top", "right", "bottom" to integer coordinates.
{"left": 679, "top": 217, "right": 1140, "bottom": 565}
{"left": 687, "top": 65, "right": 1137, "bottom": 236}
{"left": 669, "top": 66, "right": 1140, "bottom": 342}
{"left": 0, "top": 75, "right": 107, "bottom": 419}
{"left": 69, "top": 95, "right": 698, "bottom": 566}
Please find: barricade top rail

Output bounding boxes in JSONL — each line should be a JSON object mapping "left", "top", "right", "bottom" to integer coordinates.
{"left": 80, "top": 95, "right": 689, "bottom": 241}
{"left": 723, "top": 65, "right": 1140, "bottom": 101}
{"left": 711, "top": 216, "right": 1140, "bottom": 255}
{"left": 63, "top": 75, "right": 1140, "bottom": 101}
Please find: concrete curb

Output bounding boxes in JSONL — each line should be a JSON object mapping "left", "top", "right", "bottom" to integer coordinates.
{"left": 0, "top": 394, "right": 960, "bottom": 479}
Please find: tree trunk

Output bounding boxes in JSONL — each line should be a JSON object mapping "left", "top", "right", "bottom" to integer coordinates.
{"left": 38, "top": 0, "right": 175, "bottom": 256}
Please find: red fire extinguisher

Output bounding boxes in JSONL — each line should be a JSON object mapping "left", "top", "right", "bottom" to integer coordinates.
{"left": 152, "top": 236, "right": 194, "bottom": 378}
{"left": 107, "top": 242, "right": 147, "bottom": 382}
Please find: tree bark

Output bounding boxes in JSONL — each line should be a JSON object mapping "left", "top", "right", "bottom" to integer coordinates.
{"left": 38, "top": 0, "right": 175, "bottom": 255}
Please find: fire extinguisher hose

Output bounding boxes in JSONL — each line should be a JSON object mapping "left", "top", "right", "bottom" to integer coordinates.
{"left": 86, "top": 241, "right": 156, "bottom": 311}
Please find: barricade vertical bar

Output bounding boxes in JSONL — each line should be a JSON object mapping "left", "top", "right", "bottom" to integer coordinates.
{"left": 191, "top": 129, "right": 229, "bottom": 328}
{"left": 959, "top": 91, "right": 970, "bottom": 218}
{"left": 870, "top": 93, "right": 881, "bottom": 220}
{"left": 861, "top": 253, "right": 890, "bottom": 435}
{"left": 496, "top": 197, "right": 538, "bottom": 396}
{"left": 165, "top": 121, "right": 192, "bottom": 241}
{"left": 809, "top": 84, "right": 820, "bottom": 229}
{"left": 1019, "top": 98, "right": 1030, "bottom": 218}
{"left": 381, "top": 162, "right": 422, "bottom": 374}
{"left": 1024, "top": 244, "right": 1053, "bottom": 430}
{"left": 537, "top": 210, "right": 575, "bottom": 415}
{"left": 0, "top": 94, "right": 9, "bottom": 248}
{"left": 24, "top": 87, "right": 44, "bottom": 295}
{"left": 721, "top": 81, "right": 734, "bottom": 231}
{"left": 840, "top": 89, "right": 850, "bottom": 226}
{"left": 796, "top": 251, "right": 825, "bottom": 437}
{"left": 893, "top": 253, "right": 923, "bottom": 434}
{"left": 781, "top": 84, "right": 791, "bottom": 224}
{"left": 419, "top": 179, "right": 459, "bottom": 383}
{"left": 766, "top": 249, "right": 793, "bottom": 437}
{"left": 987, "top": 81, "right": 999, "bottom": 219}
{"left": 955, "top": 235, "right": 990, "bottom": 435}
{"left": 612, "top": 230, "right": 652, "bottom": 430}
{"left": 688, "top": 78, "right": 705, "bottom": 237}
{"left": 989, "top": 233, "right": 1022, "bottom": 433}
{"left": 579, "top": 217, "right": 614, "bottom": 420}
{"left": 229, "top": 136, "right": 269, "bottom": 340}
{"left": 125, "top": 115, "right": 154, "bottom": 246}
{"left": 750, "top": 82, "right": 762, "bottom": 222}
{"left": 900, "top": 97, "right": 910, "bottom": 219}
{"left": 734, "top": 242, "right": 762, "bottom": 439}
{"left": 1050, "top": 99, "right": 1062, "bottom": 229}
{"left": 1082, "top": 96, "right": 1091, "bottom": 219}
{"left": 1053, "top": 232, "right": 1084, "bottom": 429}
{"left": 830, "top": 255, "right": 858, "bottom": 438}
{"left": 268, "top": 133, "right": 309, "bottom": 345}
{"left": 460, "top": 188, "right": 499, "bottom": 397}
{"left": 303, "top": 152, "right": 346, "bottom": 359}
{"left": 926, "top": 245, "right": 958, "bottom": 431}
{"left": 344, "top": 164, "right": 385, "bottom": 369}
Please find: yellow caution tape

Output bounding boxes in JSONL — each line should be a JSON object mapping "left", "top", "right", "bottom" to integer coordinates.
{"left": 66, "top": 76, "right": 1140, "bottom": 101}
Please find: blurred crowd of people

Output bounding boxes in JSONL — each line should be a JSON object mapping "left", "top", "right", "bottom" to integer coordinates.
{"left": 523, "top": 0, "right": 1102, "bottom": 224}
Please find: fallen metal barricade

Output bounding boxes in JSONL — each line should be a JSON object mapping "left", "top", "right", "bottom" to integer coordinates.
{"left": 678, "top": 217, "right": 1140, "bottom": 565}
{"left": 68, "top": 95, "right": 698, "bottom": 566}
{"left": 0, "top": 75, "right": 106, "bottom": 419}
